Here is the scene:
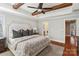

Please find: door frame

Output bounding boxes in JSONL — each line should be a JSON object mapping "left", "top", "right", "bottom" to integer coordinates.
{"left": 65, "top": 20, "right": 77, "bottom": 46}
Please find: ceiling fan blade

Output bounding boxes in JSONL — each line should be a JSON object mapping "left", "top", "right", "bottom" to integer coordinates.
{"left": 33, "top": 10, "right": 38, "bottom": 13}
{"left": 13, "top": 3, "right": 24, "bottom": 9}
{"left": 27, "top": 6, "right": 38, "bottom": 9}
{"left": 43, "top": 8, "right": 52, "bottom": 9}
{"left": 32, "top": 3, "right": 72, "bottom": 16}
{"left": 38, "top": 3, "right": 43, "bottom": 9}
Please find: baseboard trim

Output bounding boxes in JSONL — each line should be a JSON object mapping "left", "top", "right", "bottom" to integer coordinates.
{"left": 50, "top": 40, "right": 65, "bottom": 47}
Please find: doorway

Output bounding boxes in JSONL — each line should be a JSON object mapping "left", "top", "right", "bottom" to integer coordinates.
{"left": 65, "top": 20, "right": 77, "bottom": 46}
{"left": 63, "top": 20, "right": 77, "bottom": 56}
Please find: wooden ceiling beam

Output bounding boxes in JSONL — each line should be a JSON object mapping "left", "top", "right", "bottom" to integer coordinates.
{"left": 32, "top": 3, "right": 72, "bottom": 16}
{"left": 13, "top": 3, "right": 24, "bottom": 9}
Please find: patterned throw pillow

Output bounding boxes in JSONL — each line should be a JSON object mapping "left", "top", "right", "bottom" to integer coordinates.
{"left": 22, "top": 29, "right": 29, "bottom": 36}
{"left": 29, "top": 29, "right": 33, "bottom": 35}
{"left": 12, "top": 30, "right": 22, "bottom": 38}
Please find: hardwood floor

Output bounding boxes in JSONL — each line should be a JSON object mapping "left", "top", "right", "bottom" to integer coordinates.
{"left": 77, "top": 36, "right": 79, "bottom": 56}
{"left": 63, "top": 45, "right": 77, "bottom": 56}
{"left": 50, "top": 40, "right": 77, "bottom": 56}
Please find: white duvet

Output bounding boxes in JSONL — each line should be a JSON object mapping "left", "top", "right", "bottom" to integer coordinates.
{"left": 8, "top": 35, "right": 49, "bottom": 56}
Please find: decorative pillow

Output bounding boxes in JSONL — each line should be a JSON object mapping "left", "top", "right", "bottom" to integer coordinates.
{"left": 12, "top": 30, "right": 22, "bottom": 38}
{"left": 29, "top": 29, "right": 33, "bottom": 35}
{"left": 22, "top": 29, "right": 29, "bottom": 36}
{"left": 27, "top": 29, "right": 30, "bottom": 35}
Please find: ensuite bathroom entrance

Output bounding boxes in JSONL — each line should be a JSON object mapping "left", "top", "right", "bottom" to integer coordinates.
{"left": 63, "top": 20, "right": 77, "bottom": 56}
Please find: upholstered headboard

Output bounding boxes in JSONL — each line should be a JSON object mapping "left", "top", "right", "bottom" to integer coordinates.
{"left": 9, "top": 23, "right": 32, "bottom": 39}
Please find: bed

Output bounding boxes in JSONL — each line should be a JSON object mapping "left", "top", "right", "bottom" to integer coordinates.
{"left": 8, "top": 23, "right": 49, "bottom": 56}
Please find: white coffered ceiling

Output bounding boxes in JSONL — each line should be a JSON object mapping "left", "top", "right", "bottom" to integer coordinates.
{"left": 0, "top": 3, "right": 72, "bottom": 19}
{"left": 19, "top": 3, "right": 61, "bottom": 12}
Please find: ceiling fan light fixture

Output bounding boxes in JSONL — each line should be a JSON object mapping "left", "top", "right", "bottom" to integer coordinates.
{"left": 38, "top": 9, "right": 42, "bottom": 12}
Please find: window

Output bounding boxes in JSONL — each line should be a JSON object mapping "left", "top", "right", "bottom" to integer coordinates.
{"left": 43, "top": 21, "right": 48, "bottom": 36}
{"left": 0, "top": 16, "right": 4, "bottom": 37}
{"left": 0, "top": 24, "right": 3, "bottom": 37}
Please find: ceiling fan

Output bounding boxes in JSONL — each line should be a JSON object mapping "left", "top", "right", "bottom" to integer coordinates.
{"left": 27, "top": 3, "right": 52, "bottom": 15}
{"left": 13, "top": 3, "right": 51, "bottom": 15}
{"left": 13, "top": 3, "right": 72, "bottom": 16}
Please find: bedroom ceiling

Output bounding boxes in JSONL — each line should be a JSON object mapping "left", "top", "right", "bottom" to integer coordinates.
{"left": 11, "top": 3, "right": 62, "bottom": 15}
{"left": 15, "top": 3, "right": 61, "bottom": 12}
{"left": 0, "top": 3, "right": 72, "bottom": 19}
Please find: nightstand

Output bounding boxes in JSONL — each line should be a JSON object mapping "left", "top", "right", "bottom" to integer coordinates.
{"left": 0, "top": 37, "right": 6, "bottom": 53}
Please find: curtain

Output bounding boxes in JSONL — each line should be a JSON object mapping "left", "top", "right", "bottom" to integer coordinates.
{"left": 0, "top": 17, "right": 3, "bottom": 37}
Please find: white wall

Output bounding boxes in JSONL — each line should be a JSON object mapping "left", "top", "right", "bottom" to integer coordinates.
{"left": 0, "top": 11, "right": 37, "bottom": 39}
{"left": 37, "top": 11, "right": 79, "bottom": 43}
{"left": 38, "top": 19, "right": 65, "bottom": 43}
{"left": 48, "top": 19, "right": 65, "bottom": 43}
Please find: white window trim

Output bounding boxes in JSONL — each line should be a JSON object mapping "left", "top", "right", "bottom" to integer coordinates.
{"left": 0, "top": 15, "right": 5, "bottom": 38}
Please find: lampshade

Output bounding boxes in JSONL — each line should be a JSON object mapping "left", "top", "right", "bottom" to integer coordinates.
{"left": 33, "top": 27, "right": 37, "bottom": 30}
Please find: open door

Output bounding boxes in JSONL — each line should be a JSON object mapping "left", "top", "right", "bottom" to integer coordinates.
{"left": 63, "top": 20, "right": 77, "bottom": 56}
